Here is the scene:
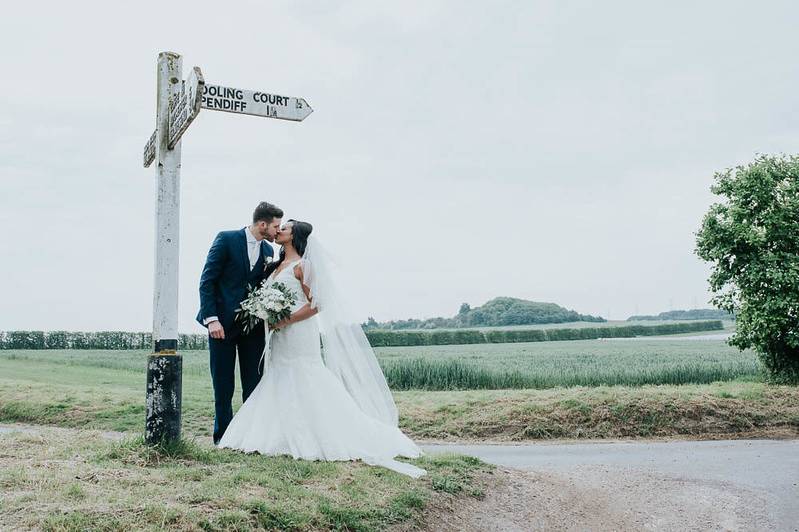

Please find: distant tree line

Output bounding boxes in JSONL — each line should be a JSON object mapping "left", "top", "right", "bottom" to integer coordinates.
{"left": 626, "top": 309, "right": 734, "bottom": 321}
{"left": 0, "top": 320, "right": 723, "bottom": 350}
{"left": 0, "top": 331, "right": 207, "bottom": 350}
{"left": 363, "top": 297, "right": 605, "bottom": 330}
{"left": 366, "top": 320, "right": 723, "bottom": 347}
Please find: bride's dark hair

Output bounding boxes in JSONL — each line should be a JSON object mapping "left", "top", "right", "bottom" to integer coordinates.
{"left": 270, "top": 220, "right": 313, "bottom": 275}
{"left": 287, "top": 220, "right": 313, "bottom": 256}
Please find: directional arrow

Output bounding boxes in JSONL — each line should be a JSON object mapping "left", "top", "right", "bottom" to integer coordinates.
{"left": 201, "top": 83, "right": 313, "bottom": 122}
{"left": 143, "top": 130, "right": 156, "bottom": 168}
{"left": 168, "top": 66, "right": 204, "bottom": 149}
{"left": 143, "top": 66, "right": 204, "bottom": 166}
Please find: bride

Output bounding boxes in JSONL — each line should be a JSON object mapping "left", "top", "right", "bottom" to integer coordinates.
{"left": 217, "top": 219, "right": 426, "bottom": 478}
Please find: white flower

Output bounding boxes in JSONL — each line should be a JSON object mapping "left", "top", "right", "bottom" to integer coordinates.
{"left": 236, "top": 279, "right": 297, "bottom": 331}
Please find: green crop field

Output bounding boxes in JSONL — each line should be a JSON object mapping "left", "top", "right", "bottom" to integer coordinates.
{"left": 1, "top": 342, "right": 795, "bottom": 446}
{"left": 377, "top": 336, "right": 760, "bottom": 389}
{"left": 0, "top": 324, "right": 758, "bottom": 392}
{"left": 370, "top": 322, "right": 757, "bottom": 389}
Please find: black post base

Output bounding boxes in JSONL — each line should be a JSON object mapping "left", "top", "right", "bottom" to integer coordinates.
{"left": 145, "top": 350, "right": 182, "bottom": 445}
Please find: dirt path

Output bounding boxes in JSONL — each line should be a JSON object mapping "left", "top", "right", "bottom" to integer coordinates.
{"left": 0, "top": 422, "right": 126, "bottom": 441}
{"left": 426, "top": 468, "right": 780, "bottom": 532}
{"left": 422, "top": 466, "right": 779, "bottom": 531}
{"left": 422, "top": 440, "right": 797, "bottom": 531}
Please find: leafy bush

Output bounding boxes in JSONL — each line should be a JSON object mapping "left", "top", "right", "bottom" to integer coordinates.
{"left": 696, "top": 154, "right": 799, "bottom": 383}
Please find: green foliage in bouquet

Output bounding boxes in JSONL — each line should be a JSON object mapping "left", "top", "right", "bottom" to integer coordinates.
{"left": 235, "top": 281, "right": 297, "bottom": 335}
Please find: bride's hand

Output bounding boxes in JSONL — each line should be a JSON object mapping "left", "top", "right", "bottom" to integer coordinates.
{"left": 270, "top": 318, "right": 291, "bottom": 331}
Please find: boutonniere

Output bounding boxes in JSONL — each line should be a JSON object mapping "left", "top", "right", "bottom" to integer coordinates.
{"left": 264, "top": 256, "right": 274, "bottom": 271}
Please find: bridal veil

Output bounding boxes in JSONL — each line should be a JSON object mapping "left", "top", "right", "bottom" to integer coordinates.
{"left": 300, "top": 236, "right": 400, "bottom": 427}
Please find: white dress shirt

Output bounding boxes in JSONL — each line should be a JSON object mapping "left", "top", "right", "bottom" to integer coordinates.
{"left": 245, "top": 225, "right": 262, "bottom": 269}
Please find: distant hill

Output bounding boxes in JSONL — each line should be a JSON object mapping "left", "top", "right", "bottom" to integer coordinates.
{"left": 626, "top": 309, "right": 734, "bottom": 321}
{"left": 363, "top": 297, "right": 605, "bottom": 330}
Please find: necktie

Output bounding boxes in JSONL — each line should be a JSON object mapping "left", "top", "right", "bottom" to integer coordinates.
{"left": 249, "top": 241, "right": 259, "bottom": 269}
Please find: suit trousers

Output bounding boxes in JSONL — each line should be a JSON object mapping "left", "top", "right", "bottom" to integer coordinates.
{"left": 209, "top": 325, "right": 265, "bottom": 444}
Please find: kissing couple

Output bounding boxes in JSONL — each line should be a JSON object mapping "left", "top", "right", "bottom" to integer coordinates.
{"left": 196, "top": 202, "right": 425, "bottom": 477}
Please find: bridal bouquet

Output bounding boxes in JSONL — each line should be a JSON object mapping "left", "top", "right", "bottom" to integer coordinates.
{"left": 235, "top": 281, "right": 297, "bottom": 334}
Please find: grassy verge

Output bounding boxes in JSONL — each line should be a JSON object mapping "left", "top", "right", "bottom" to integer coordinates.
{"left": 0, "top": 356, "right": 212, "bottom": 435}
{"left": 396, "top": 381, "right": 799, "bottom": 440}
{"left": 1, "top": 353, "right": 796, "bottom": 442}
{"left": 0, "top": 428, "right": 491, "bottom": 531}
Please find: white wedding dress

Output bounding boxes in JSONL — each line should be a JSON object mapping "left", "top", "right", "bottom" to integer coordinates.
{"left": 217, "top": 258, "right": 426, "bottom": 478}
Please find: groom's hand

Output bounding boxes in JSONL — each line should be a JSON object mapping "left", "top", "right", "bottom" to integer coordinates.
{"left": 208, "top": 321, "right": 225, "bottom": 340}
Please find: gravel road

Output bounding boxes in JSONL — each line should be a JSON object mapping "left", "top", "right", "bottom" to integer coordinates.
{"left": 422, "top": 439, "right": 798, "bottom": 531}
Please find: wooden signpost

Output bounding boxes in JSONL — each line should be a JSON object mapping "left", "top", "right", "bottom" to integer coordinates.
{"left": 142, "top": 51, "right": 312, "bottom": 445}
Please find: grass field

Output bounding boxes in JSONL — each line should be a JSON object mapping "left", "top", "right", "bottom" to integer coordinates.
{"left": 1, "top": 333, "right": 795, "bottom": 444}
{"left": 1, "top": 339, "right": 796, "bottom": 530}
{"left": 377, "top": 335, "right": 761, "bottom": 389}
{"left": 0, "top": 350, "right": 495, "bottom": 531}
{"left": 0, "top": 427, "right": 490, "bottom": 531}
{"left": 0, "top": 322, "right": 759, "bottom": 392}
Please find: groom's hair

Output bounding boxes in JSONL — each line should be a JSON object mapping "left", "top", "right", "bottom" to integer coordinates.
{"left": 253, "top": 202, "right": 283, "bottom": 224}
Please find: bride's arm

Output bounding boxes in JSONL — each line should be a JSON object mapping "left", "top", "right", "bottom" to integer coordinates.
{"left": 272, "top": 263, "right": 318, "bottom": 329}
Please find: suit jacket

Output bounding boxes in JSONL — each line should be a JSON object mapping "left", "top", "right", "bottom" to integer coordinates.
{"left": 196, "top": 228, "right": 274, "bottom": 338}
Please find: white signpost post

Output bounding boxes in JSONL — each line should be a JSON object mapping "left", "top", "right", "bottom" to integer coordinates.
{"left": 142, "top": 51, "right": 312, "bottom": 445}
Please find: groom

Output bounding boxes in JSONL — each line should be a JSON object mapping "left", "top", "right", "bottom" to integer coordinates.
{"left": 196, "top": 201, "right": 283, "bottom": 444}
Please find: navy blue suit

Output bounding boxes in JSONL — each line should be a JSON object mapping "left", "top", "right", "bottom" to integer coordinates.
{"left": 196, "top": 228, "right": 274, "bottom": 444}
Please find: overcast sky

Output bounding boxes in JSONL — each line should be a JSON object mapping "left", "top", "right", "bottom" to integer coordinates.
{"left": 1, "top": 1, "right": 797, "bottom": 332}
